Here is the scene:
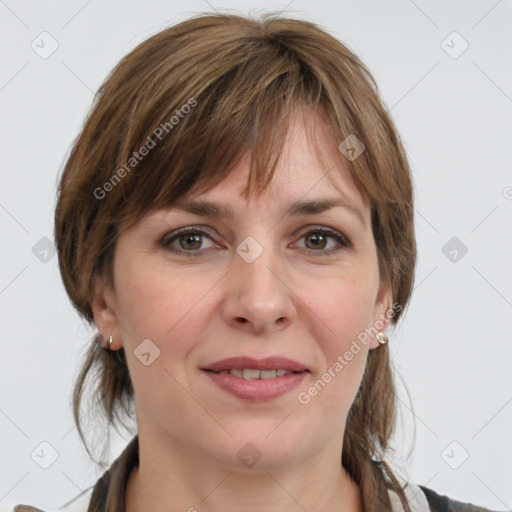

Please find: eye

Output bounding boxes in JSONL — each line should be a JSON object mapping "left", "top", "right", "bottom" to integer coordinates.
{"left": 160, "top": 227, "right": 219, "bottom": 255}
{"left": 293, "top": 227, "right": 350, "bottom": 253}
{"left": 160, "top": 225, "right": 351, "bottom": 256}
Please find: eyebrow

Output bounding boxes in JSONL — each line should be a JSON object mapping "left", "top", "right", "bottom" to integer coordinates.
{"left": 172, "top": 197, "right": 366, "bottom": 225}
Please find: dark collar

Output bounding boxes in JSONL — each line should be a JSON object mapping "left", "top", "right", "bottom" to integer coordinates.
{"left": 87, "top": 435, "right": 139, "bottom": 512}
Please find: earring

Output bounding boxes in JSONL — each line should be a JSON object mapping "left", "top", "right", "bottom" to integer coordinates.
{"left": 101, "top": 334, "right": 113, "bottom": 351}
{"left": 376, "top": 331, "right": 388, "bottom": 346}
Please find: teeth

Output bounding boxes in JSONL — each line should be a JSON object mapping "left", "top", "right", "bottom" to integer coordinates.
{"left": 215, "top": 368, "right": 294, "bottom": 379}
{"left": 243, "top": 369, "right": 261, "bottom": 380}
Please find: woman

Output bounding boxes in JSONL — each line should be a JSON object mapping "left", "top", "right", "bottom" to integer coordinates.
{"left": 14, "top": 12, "right": 501, "bottom": 512}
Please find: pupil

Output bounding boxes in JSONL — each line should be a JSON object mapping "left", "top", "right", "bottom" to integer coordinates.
{"left": 180, "top": 233, "right": 201, "bottom": 250}
{"left": 306, "top": 233, "right": 326, "bottom": 249}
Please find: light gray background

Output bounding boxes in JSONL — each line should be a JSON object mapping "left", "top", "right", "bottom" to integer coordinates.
{"left": 1, "top": 0, "right": 511, "bottom": 510}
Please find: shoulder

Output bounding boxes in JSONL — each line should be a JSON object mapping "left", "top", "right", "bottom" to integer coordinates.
{"left": 386, "top": 482, "right": 504, "bottom": 512}
{"left": 388, "top": 482, "right": 432, "bottom": 511}
{"left": 418, "top": 484, "right": 504, "bottom": 512}
{"left": 10, "top": 435, "right": 138, "bottom": 512}
{"left": 12, "top": 508, "right": 47, "bottom": 512}
{"left": 11, "top": 492, "right": 90, "bottom": 512}
{"left": 12, "top": 508, "right": 46, "bottom": 512}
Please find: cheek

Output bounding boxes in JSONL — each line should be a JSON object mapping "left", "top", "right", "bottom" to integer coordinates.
{"left": 316, "top": 275, "right": 378, "bottom": 348}
{"left": 115, "top": 258, "right": 219, "bottom": 342}
{"left": 303, "top": 278, "right": 376, "bottom": 406}
{"left": 113, "top": 259, "right": 220, "bottom": 409}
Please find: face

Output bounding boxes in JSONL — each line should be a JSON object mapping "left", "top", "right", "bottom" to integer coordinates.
{"left": 93, "top": 111, "right": 392, "bottom": 472}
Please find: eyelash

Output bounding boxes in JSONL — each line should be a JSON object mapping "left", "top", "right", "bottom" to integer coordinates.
{"left": 159, "top": 226, "right": 351, "bottom": 256}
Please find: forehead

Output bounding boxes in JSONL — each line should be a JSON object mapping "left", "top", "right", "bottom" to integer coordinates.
{"left": 187, "top": 110, "right": 367, "bottom": 213}
{"left": 141, "top": 110, "right": 372, "bottom": 232}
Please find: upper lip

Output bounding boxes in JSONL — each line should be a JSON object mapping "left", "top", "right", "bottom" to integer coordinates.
{"left": 201, "top": 356, "right": 309, "bottom": 373}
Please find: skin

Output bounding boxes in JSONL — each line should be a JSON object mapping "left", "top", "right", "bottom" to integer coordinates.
{"left": 92, "top": 111, "right": 392, "bottom": 512}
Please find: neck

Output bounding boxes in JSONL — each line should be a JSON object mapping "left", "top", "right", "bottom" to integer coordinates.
{"left": 125, "top": 433, "right": 363, "bottom": 512}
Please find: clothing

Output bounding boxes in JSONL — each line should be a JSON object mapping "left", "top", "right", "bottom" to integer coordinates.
{"left": 12, "top": 435, "right": 502, "bottom": 512}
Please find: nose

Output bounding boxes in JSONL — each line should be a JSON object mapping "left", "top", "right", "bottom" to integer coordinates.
{"left": 221, "top": 244, "right": 297, "bottom": 335}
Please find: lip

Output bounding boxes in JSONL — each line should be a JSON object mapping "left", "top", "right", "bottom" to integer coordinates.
{"left": 203, "top": 370, "right": 308, "bottom": 401}
{"left": 201, "top": 356, "right": 309, "bottom": 373}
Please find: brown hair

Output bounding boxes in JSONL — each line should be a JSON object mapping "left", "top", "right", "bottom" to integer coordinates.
{"left": 55, "top": 12, "right": 416, "bottom": 511}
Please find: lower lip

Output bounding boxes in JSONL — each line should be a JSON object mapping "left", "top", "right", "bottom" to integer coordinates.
{"left": 202, "top": 370, "right": 308, "bottom": 400}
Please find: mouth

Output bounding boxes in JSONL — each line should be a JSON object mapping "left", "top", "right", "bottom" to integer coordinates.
{"left": 200, "top": 356, "right": 309, "bottom": 400}
{"left": 202, "top": 368, "right": 306, "bottom": 380}
{"left": 201, "top": 356, "right": 309, "bottom": 375}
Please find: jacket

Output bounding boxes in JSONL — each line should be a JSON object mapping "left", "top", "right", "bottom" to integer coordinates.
{"left": 12, "top": 435, "right": 504, "bottom": 512}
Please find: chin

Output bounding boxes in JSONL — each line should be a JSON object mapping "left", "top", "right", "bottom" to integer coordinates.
{"left": 209, "top": 427, "right": 310, "bottom": 472}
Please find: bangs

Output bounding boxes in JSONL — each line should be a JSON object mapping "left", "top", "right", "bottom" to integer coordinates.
{"left": 111, "top": 37, "right": 327, "bottom": 232}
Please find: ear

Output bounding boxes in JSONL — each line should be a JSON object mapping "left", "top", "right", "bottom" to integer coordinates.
{"left": 369, "top": 280, "right": 394, "bottom": 350}
{"left": 91, "top": 275, "right": 120, "bottom": 350}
